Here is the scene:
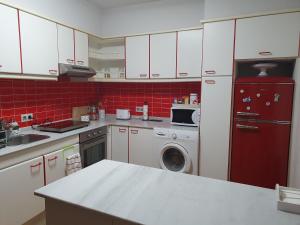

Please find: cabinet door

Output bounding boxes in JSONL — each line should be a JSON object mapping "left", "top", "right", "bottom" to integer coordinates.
{"left": 200, "top": 77, "right": 232, "bottom": 180}
{"left": 202, "top": 20, "right": 235, "bottom": 76}
{"left": 107, "top": 126, "right": 112, "bottom": 160}
{"left": 0, "top": 156, "right": 45, "bottom": 225}
{"left": 44, "top": 149, "right": 65, "bottom": 185}
{"left": 75, "top": 30, "right": 89, "bottom": 66}
{"left": 126, "top": 35, "right": 149, "bottom": 79}
{"left": 0, "top": 4, "right": 21, "bottom": 74}
{"left": 129, "top": 128, "right": 154, "bottom": 167}
{"left": 236, "top": 12, "right": 300, "bottom": 59}
{"left": 57, "top": 25, "right": 75, "bottom": 65}
{"left": 150, "top": 33, "right": 176, "bottom": 79}
{"left": 177, "top": 30, "right": 203, "bottom": 78}
{"left": 19, "top": 11, "right": 58, "bottom": 76}
{"left": 111, "top": 126, "right": 128, "bottom": 163}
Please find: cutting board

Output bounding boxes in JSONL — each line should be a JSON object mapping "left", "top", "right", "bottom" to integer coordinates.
{"left": 72, "top": 106, "right": 89, "bottom": 121}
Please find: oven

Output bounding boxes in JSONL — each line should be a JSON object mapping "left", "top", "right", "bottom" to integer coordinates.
{"left": 79, "top": 126, "right": 107, "bottom": 168}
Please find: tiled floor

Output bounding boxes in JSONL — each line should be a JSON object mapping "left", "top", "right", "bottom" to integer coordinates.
{"left": 23, "top": 212, "right": 46, "bottom": 225}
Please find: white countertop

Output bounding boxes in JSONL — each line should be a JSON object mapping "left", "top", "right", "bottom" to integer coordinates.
{"left": 35, "top": 160, "right": 300, "bottom": 225}
{"left": 0, "top": 116, "right": 198, "bottom": 157}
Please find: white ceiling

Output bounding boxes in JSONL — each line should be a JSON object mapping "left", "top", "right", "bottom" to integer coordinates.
{"left": 87, "top": 0, "right": 161, "bottom": 9}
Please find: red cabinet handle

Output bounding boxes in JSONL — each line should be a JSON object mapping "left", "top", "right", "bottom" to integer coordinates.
{"left": 140, "top": 74, "right": 148, "bottom": 77}
{"left": 152, "top": 74, "right": 160, "bottom": 77}
{"left": 119, "top": 128, "right": 127, "bottom": 133}
{"left": 205, "top": 80, "right": 216, "bottom": 84}
{"left": 131, "top": 130, "right": 138, "bottom": 134}
{"left": 0, "top": 65, "right": 2, "bottom": 68}
{"left": 30, "top": 162, "right": 42, "bottom": 168}
{"left": 236, "top": 124, "right": 259, "bottom": 130}
{"left": 179, "top": 72, "right": 188, "bottom": 76}
{"left": 77, "top": 60, "right": 84, "bottom": 65}
{"left": 258, "top": 51, "right": 272, "bottom": 56}
{"left": 67, "top": 59, "right": 74, "bottom": 63}
{"left": 48, "top": 156, "right": 58, "bottom": 162}
{"left": 49, "top": 69, "right": 57, "bottom": 75}
{"left": 205, "top": 70, "right": 216, "bottom": 74}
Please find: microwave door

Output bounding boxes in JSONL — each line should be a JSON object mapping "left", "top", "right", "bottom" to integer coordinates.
{"left": 172, "top": 109, "right": 194, "bottom": 125}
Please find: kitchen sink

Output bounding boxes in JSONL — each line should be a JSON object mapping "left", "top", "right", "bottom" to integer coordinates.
{"left": 7, "top": 134, "right": 50, "bottom": 146}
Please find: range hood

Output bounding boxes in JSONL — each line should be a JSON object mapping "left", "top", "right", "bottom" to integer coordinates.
{"left": 59, "top": 63, "right": 96, "bottom": 80}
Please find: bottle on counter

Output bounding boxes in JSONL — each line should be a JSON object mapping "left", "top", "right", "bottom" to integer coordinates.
{"left": 143, "top": 102, "right": 149, "bottom": 121}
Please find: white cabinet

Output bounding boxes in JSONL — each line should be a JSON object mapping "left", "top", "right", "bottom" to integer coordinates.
{"left": 202, "top": 20, "right": 235, "bottom": 76}
{"left": 177, "top": 30, "right": 203, "bottom": 78}
{"left": 126, "top": 35, "right": 149, "bottom": 79}
{"left": 57, "top": 25, "right": 75, "bottom": 65}
{"left": 129, "top": 128, "right": 154, "bottom": 167}
{"left": 236, "top": 12, "right": 300, "bottom": 60}
{"left": 0, "top": 156, "right": 45, "bottom": 225}
{"left": 107, "top": 126, "right": 112, "bottom": 160}
{"left": 150, "top": 33, "right": 176, "bottom": 79}
{"left": 19, "top": 11, "right": 58, "bottom": 76}
{"left": 111, "top": 126, "right": 128, "bottom": 163}
{"left": 44, "top": 144, "right": 80, "bottom": 185}
{"left": 75, "top": 30, "right": 89, "bottom": 66}
{"left": 0, "top": 4, "right": 21, "bottom": 74}
{"left": 200, "top": 76, "right": 233, "bottom": 180}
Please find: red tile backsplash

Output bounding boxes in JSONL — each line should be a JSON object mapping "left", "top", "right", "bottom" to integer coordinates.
{"left": 0, "top": 79, "right": 99, "bottom": 127}
{"left": 99, "top": 82, "right": 201, "bottom": 118}
{"left": 0, "top": 79, "right": 201, "bottom": 128}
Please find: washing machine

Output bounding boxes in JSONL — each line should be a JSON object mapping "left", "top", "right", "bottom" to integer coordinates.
{"left": 152, "top": 127, "right": 199, "bottom": 175}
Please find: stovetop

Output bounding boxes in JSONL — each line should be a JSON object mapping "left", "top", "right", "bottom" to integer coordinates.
{"left": 38, "top": 120, "right": 89, "bottom": 133}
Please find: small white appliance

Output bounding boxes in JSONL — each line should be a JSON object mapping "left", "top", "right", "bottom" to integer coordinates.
{"left": 116, "top": 109, "right": 131, "bottom": 120}
{"left": 171, "top": 104, "right": 200, "bottom": 127}
{"left": 152, "top": 128, "right": 199, "bottom": 175}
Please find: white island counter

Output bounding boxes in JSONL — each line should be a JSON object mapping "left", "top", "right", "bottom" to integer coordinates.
{"left": 35, "top": 160, "right": 300, "bottom": 225}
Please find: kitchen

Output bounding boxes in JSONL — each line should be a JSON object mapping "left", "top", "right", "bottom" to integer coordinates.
{"left": 0, "top": 0, "right": 300, "bottom": 225}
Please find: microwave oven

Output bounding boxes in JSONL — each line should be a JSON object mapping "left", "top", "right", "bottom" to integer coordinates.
{"left": 171, "top": 105, "right": 200, "bottom": 127}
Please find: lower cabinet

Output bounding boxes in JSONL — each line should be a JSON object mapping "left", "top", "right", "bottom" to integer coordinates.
{"left": 0, "top": 156, "right": 45, "bottom": 225}
{"left": 111, "top": 126, "right": 129, "bottom": 163}
{"left": 44, "top": 144, "right": 80, "bottom": 185}
{"left": 129, "top": 127, "right": 154, "bottom": 167}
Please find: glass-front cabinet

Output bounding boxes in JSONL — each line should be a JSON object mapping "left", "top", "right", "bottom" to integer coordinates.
{"left": 88, "top": 35, "right": 125, "bottom": 81}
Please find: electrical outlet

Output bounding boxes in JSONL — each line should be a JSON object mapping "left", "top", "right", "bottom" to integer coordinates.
{"left": 136, "top": 106, "right": 143, "bottom": 112}
{"left": 21, "top": 113, "right": 34, "bottom": 122}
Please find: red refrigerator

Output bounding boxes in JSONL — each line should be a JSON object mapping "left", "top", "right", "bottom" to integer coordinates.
{"left": 230, "top": 78, "right": 294, "bottom": 189}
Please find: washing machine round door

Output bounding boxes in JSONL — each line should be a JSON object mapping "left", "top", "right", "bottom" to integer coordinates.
{"left": 160, "top": 143, "right": 191, "bottom": 173}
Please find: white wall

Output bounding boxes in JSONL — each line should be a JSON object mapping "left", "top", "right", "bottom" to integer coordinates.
{"left": 289, "top": 59, "right": 300, "bottom": 188}
{"left": 0, "top": 0, "right": 103, "bottom": 36}
{"left": 204, "top": 0, "right": 300, "bottom": 19}
{"left": 100, "top": 0, "right": 204, "bottom": 37}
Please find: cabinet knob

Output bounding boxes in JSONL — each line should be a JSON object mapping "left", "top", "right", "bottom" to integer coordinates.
{"left": 258, "top": 51, "right": 272, "bottom": 56}
{"left": 204, "top": 70, "right": 216, "bottom": 75}
{"left": 48, "top": 156, "right": 58, "bottom": 162}
{"left": 179, "top": 72, "right": 188, "bottom": 77}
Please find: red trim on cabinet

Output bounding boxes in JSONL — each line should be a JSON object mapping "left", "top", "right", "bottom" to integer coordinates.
{"left": 176, "top": 31, "right": 178, "bottom": 78}
{"left": 148, "top": 34, "right": 151, "bottom": 79}
{"left": 228, "top": 19, "right": 237, "bottom": 181}
{"left": 43, "top": 156, "right": 46, "bottom": 185}
{"left": 73, "top": 30, "right": 76, "bottom": 64}
{"left": 17, "top": 10, "right": 23, "bottom": 73}
{"left": 124, "top": 37, "right": 127, "bottom": 79}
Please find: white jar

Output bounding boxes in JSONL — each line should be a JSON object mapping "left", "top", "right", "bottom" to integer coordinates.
{"left": 143, "top": 103, "right": 149, "bottom": 120}
{"left": 190, "top": 93, "right": 198, "bottom": 105}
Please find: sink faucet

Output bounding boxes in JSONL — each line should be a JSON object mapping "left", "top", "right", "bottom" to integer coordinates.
{"left": 0, "top": 119, "right": 19, "bottom": 140}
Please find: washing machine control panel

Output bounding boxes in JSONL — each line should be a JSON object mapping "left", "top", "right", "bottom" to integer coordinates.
{"left": 171, "top": 133, "right": 177, "bottom": 140}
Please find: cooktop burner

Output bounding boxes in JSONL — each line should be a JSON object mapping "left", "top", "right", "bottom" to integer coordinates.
{"left": 38, "top": 120, "right": 89, "bottom": 133}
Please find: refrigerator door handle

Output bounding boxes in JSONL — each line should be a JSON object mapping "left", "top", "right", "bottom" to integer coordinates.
{"left": 236, "top": 112, "right": 260, "bottom": 117}
{"left": 236, "top": 124, "right": 259, "bottom": 130}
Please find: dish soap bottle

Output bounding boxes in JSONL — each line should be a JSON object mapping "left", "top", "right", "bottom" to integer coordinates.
{"left": 143, "top": 102, "right": 149, "bottom": 121}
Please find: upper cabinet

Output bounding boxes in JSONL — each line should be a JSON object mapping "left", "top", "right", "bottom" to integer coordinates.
{"left": 150, "top": 33, "right": 177, "bottom": 79}
{"left": 236, "top": 12, "right": 300, "bottom": 60}
{"left": 202, "top": 20, "right": 235, "bottom": 76}
{"left": 19, "top": 11, "right": 58, "bottom": 76}
{"left": 74, "top": 30, "right": 89, "bottom": 66}
{"left": 177, "top": 29, "right": 203, "bottom": 78}
{"left": 89, "top": 36, "right": 125, "bottom": 80}
{"left": 0, "top": 5, "right": 21, "bottom": 74}
{"left": 57, "top": 25, "right": 74, "bottom": 65}
{"left": 126, "top": 35, "right": 149, "bottom": 79}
